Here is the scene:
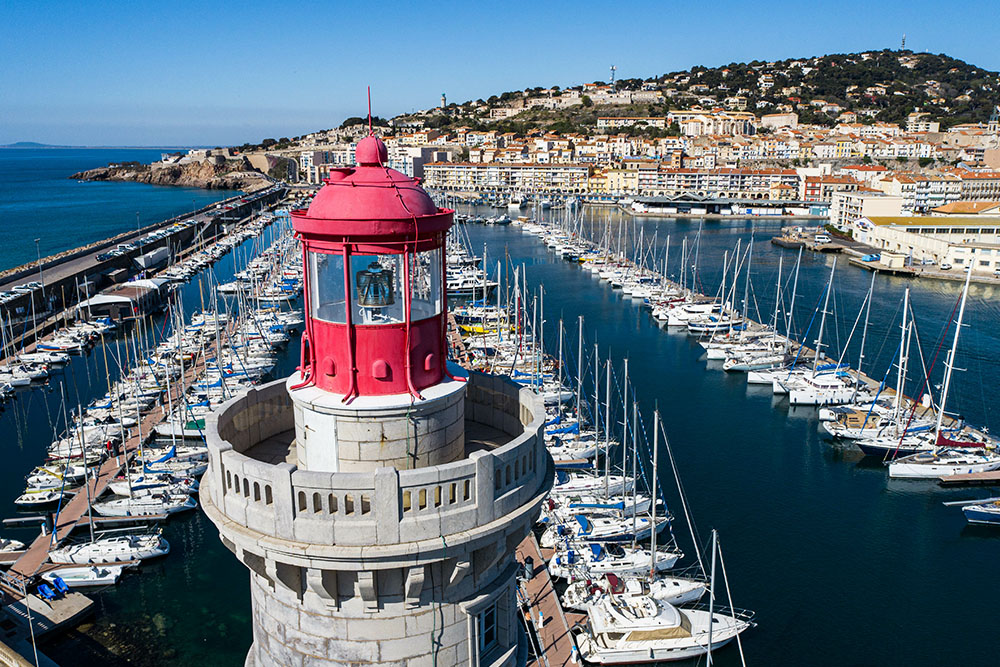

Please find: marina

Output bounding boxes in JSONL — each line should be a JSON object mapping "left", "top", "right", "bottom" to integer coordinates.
{"left": 0, "top": 166, "right": 998, "bottom": 665}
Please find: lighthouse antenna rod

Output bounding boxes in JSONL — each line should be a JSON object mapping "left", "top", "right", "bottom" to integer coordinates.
{"left": 368, "top": 86, "right": 373, "bottom": 136}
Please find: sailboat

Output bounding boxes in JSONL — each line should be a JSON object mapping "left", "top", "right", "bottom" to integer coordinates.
{"left": 561, "top": 572, "right": 707, "bottom": 611}
{"left": 889, "top": 270, "right": 1000, "bottom": 478}
{"left": 49, "top": 532, "right": 171, "bottom": 564}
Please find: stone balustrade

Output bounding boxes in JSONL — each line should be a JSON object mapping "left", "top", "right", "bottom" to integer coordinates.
{"left": 205, "top": 371, "right": 547, "bottom": 551}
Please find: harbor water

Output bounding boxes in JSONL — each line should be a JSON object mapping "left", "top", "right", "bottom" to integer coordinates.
{"left": 2, "top": 182, "right": 999, "bottom": 664}
{"left": 0, "top": 148, "right": 239, "bottom": 269}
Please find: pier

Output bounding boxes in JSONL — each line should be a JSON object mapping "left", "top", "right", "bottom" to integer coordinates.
{"left": 0, "top": 185, "right": 287, "bottom": 360}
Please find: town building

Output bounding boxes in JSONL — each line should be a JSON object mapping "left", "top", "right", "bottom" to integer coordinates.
{"left": 423, "top": 162, "right": 593, "bottom": 193}
{"left": 877, "top": 173, "right": 962, "bottom": 214}
{"left": 855, "top": 215, "right": 1000, "bottom": 272}
{"left": 829, "top": 191, "right": 905, "bottom": 230}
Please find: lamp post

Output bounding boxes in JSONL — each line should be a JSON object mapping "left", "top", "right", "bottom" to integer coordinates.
{"left": 136, "top": 211, "right": 140, "bottom": 235}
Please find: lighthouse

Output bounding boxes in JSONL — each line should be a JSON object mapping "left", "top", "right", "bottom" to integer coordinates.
{"left": 201, "top": 131, "right": 550, "bottom": 666}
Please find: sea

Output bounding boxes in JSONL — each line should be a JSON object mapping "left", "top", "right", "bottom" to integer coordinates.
{"left": 1, "top": 154, "right": 998, "bottom": 666}
{"left": 0, "top": 148, "right": 239, "bottom": 270}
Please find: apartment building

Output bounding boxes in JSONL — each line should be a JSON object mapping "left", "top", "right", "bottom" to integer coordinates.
{"left": 877, "top": 173, "right": 961, "bottom": 213}
{"left": 829, "top": 191, "right": 904, "bottom": 229}
{"left": 423, "top": 162, "right": 592, "bottom": 193}
{"left": 595, "top": 117, "right": 668, "bottom": 130}
{"left": 802, "top": 175, "right": 860, "bottom": 202}
{"left": 955, "top": 170, "right": 1000, "bottom": 200}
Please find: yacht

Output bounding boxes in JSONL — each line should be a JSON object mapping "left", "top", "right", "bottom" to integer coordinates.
{"left": 575, "top": 594, "right": 752, "bottom": 664}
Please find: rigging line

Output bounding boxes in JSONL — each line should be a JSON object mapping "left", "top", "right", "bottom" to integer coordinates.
{"left": 716, "top": 536, "right": 748, "bottom": 667}
{"left": 891, "top": 290, "right": 962, "bottom": 458}
{"left": 659, "top": 415, "right": 706, "bottom": 577}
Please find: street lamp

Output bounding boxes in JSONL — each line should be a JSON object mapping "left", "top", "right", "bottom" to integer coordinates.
{"left": 136, "top": 211, "right": 140, "bottom": 234}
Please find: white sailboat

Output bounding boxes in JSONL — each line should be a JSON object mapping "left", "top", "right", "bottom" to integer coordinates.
{"left": 49, "top": 533, "right": 170, "bottom": 564}
{"left": 889, "top": 270, "right": 1000, "bottom": 478}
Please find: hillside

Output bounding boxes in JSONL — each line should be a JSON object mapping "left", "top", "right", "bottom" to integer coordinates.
{"left": 397, "top": 49, "right": 999, "bottom": 134}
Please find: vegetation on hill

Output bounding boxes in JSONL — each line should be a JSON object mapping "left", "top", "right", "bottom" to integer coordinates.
{"left": 406, "top": 49, "right": 999, "bottom": 135}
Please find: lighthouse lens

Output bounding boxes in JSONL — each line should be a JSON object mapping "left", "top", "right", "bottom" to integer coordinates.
{"left": 351, "top": 254, "right": 404, "bottom": 324}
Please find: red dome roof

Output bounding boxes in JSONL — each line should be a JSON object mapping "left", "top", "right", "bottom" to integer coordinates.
{"left": 302, "top": 135, "right": 438, "bottom": 221}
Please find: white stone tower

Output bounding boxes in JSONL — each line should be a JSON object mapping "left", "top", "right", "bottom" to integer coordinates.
{"left": 201, "top": 132, "right": 550, "bottom": 666}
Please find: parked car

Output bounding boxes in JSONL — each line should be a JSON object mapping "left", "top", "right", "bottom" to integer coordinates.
{"left": 940, "top": 263, "right": 953, "bottom": 271}
{"left": 96, "top": 252, "right": 115, "bottom": 261}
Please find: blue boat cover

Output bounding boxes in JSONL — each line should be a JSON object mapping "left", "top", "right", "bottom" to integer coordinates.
{"left": 574, "top": 514, "right": 592, "bottom": 534}
{"left": 589, "top": 543, "right": 604, "bottom": 560}
{"left": 151, "top": 445, "right": 176, "bottom": 463}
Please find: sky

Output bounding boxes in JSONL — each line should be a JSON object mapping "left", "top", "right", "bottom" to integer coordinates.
{"left": 2, "top": 0, "right": 998, "bottom": 147}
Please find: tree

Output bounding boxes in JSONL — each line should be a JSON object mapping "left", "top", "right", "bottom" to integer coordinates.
{"left": 918, "top": 157, "right": 933, "bottom": 167}
{"left": 581, "top": 95, "right": 593, "bottom": 108}
{"left": 862, "top": 155, "right": 872, "bottom": 164}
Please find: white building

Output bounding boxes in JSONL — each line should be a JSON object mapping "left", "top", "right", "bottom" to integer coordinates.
{"left": 829, "top": 191, "right": 904, "bottom": 230}
{"left": 855, "top": 215, "right": 1000, "bottom": 271}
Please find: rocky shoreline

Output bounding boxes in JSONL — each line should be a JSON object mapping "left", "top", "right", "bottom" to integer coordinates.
{"left": 71, "top": 157, "right": 269, "bottom": 190}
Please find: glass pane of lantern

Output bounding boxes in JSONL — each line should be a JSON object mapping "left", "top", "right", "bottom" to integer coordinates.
{"left": 351, "top": 254, "right": 404, "bottom": 325}
{"left": 309, "top": 251, "right": 346, "bottom": 323}
{"left": 409, "top": 247, "right": 442, "bottom": 320}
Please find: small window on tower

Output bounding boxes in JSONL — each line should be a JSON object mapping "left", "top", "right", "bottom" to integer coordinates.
{"left": 409, "top": 247, "right": 443, "bottom": 320}
{"left": 309, "top": 251, "right": 347, "bottom": 324}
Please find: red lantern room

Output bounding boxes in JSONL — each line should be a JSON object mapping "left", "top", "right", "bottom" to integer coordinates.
{"left": 291, "top": 134, "right": 453, "bottom": 400}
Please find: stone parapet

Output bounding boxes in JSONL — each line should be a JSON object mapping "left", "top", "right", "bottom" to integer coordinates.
{"left": 203, "top": 371, "right": 548, "bottom": 556}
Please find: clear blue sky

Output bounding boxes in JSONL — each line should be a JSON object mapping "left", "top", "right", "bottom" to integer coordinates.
{"left": 2, "top": 0, "right": 997, "bottom": 146}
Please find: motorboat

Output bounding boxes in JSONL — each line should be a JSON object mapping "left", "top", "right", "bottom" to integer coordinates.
{"left": 575, "top": 594, "right": 753, "bottom": 663}
{"left": 42, "top": 564, "right": 125, "bottom": 588}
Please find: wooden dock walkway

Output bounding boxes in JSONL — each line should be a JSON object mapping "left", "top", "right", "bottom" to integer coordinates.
{"left": 516, "top": 535, "right": 580, "bottom": 667}
{"left": 939, "top": 470, "right": 1000, "bottom": 487}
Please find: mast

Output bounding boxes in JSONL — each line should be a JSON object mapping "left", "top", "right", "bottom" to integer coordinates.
{"left": 893, "top": 287, "right": 910, "bottom": 422}
{"left": 557, "top": 320, "right": 564, "bottom": 400}
{"left": 664, "top": 234, "right": 670, "bottom": 283}
{"left": 630, "top": 399, "right": 638, "bottom": 549}
{"left": 785, "top": 247, "right": 803, "bottom": 353}
{"left": 812, "top": 257, "right": 837, "bottom": 372}
{"left": 576, "top": 316, "right": 583, "bottom": 427}
{"left": 933, "top": 268, "right": 973, "bottom": 445}
{"left": 707, "top": 529, "right": 719, "bottom": 665}
{"left": 852, "top": 272, "right": 877, "bottom": 401}
{"left": 649, "top": 408, "right": 659, "bottom": 579}
{"left": 772, "top": 254, "right": 783, "bottom": 347}
{"left": 604, "top": 358, "right": 611, "bottom": 498}
{"left": 621, "top": 358, "right": 629, "bottom": 492}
